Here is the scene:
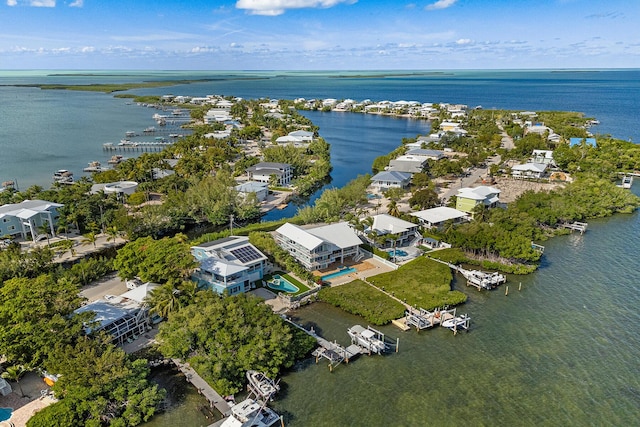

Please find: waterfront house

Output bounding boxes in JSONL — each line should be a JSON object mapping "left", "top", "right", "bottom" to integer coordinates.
{"left": 405, "top": 149, "right": 445, "bottom": 160}
{"left": 0, "top": 199, "right": 63, "bottom": 242}
{"left": 410, "top": 207, "right": 469, "bottom": 229}
{"left": 370, "top": 171, "right": 412, "bottom": 190}
{"left": 191, "top": 236, "right": 268, "bottom": 295}
{"left": 235, "top": 181, "right": 269, "bottom": 202}
{"left": 246, "top": 162, "right": 293, "bottom": 186}
{"left": 74, "top": 283, "right": 159, "bottom": 346}
{"left": 367, "top": 214, "right": 420, "bottom": 248}
{"left": 455, "top": 186, "right": 501, "bottom": 215}
{"left": 388, "top": 155, "right": 428, "bottom": 174}
{"left": 274, "top": 222, "right": 362, "bottom": 270}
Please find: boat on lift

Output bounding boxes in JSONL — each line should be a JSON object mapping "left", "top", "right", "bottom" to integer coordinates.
{"left": 246, "top": 370, "right": 279, "bottom": 401}
{"left": 220, "top": 398, "right": 280, "bottom": 427}
{"left": 53, "top": 169, "right": 74, "bottom": 184}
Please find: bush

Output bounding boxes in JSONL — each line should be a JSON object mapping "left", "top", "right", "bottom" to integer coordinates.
{"left": 318, "top": 280, "right": 405, "bottom": 325}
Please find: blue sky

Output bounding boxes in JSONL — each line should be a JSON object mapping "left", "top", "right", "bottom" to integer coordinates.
{"left": 1, "top": 0, "right": 638, "bottom": 70}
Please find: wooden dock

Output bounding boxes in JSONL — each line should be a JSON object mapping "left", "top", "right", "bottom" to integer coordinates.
{"left": 172, "top": 359, "right": 231, "bottom": 417}
{"left": 561, "top": 221, "right": 588, "bottom": 234}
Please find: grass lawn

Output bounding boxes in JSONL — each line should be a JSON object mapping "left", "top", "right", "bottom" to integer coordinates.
{"left": 318, "top": 280, "right": 405, "bottom": 325}
{"left": 368, "top": 256, "right": 467, "bottom": 310}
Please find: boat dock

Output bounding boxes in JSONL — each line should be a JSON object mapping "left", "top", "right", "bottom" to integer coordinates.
{"left": 283, "top": 316, "right": 397, "bottom": 371}
{"left": 403, "top": 307, "right": 456, "bottom": 330}
{"left": 561, "top": 221, "right": 588, "bottom": 234}
{"left": 103, "top": 141, "right": 174, "bottom": 152}
{"left": 458, "top": 267, "right": 506, "bottom": 291}
{"left": 172, "top": 359, "right": 231, "bottom": 417}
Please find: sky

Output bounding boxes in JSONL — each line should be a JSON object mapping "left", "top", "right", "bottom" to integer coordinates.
{"left": 0, "top": 0, "right": 638, "bottom": 70}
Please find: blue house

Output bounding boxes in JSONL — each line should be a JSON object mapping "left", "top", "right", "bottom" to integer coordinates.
{"left": 569, "top": 137, "right": 596, "bottom": 147}
{"left": 0, "top": 199, "right": 63, "bottom": 242}
{"left": 191, "top": 236, "right": 268, "bottom": 296}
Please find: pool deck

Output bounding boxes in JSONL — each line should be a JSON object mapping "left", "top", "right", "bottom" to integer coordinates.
{"left": 316, "top": 257, "right": 395, "bottom": 286}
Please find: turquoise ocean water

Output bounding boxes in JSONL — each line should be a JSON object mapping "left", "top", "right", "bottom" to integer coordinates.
{"left": 0, "top": 70, "right": 638, "bottom": 426}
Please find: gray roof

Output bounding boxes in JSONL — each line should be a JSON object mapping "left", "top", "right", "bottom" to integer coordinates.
{"left": 371, "top": 171, "right": 412, "bottom": 183}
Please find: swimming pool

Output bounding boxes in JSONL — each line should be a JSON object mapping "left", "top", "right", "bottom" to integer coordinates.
{"left": 267, "top": 275, "right": 299, "bottom": 293}
{"left": 0, "top": 407, "right": 12, "bottom": 422}
{"left": 388, "top": 249, "right": 408, "bottom": 257}
{"left": 321, "top": 267, "right": 357, "bottom": 281}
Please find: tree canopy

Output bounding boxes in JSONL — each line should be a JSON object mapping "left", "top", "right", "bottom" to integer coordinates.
{"left": 156, "top": 293, "right": 315, "bottom": 395}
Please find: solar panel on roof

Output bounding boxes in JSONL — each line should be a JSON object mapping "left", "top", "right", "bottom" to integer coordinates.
{"left": 229, "top": 246, "right": 262, "bottom": 263}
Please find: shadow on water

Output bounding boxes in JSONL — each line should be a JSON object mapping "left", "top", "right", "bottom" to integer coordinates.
{"left": 142, "top": 364, "right": 219, "bottom": 427}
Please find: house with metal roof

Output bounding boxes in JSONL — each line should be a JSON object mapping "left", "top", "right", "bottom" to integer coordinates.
{"left": 405, "top": 149, "right": 445, "bottom": 160}
{"left": 455, "top": 186, "right": 501, "bottom": 215}
{"left": 0, "top": 199, "right": 63, "bottom": 242}
{"left": 246, "top": 162, "right": 293, "bottom": 186}
{"left": 410, "top": 207, "right": 469, "bottom": 229}
{"left": 388, "top": 155, "right": 428, "bottom": 174}
{"left": 235, "top": 181, "right": 269, "bottom": 202}
{"left": 371, "top": 171, "right": 412, "bottom": 190}
{"left": 74, "top": 283, "right": 158, "bottom": 346}
{"left": 191, "top": 236, "right": 268, "bottom": 295}
{"left": 367, "top": 214, "right": 420, "bottom": 248}
{"left": 274, "top": 222, "right": 362, "bottom": 270}
{"left": 511, "top": 162, "right": 548, "bottom": 179}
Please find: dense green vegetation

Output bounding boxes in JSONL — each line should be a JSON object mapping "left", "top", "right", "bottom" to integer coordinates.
{"left": 368, "top": 257, "right": 467, "bottom": 309}
{"left": 15, "top": 79, "right": 213, "bottom": 93}
{"left": 318, "top": 280, "right": 405, "bottom": 325}
{"left": 156, "top": 293, "right": 316, "bottom": 395}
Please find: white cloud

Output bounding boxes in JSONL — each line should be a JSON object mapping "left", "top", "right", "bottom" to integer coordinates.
{"left": 426, "top": 0, "right": 457, "bottom": 11}
{"left": 236, "top": 0, "right": 356, "bottom": 16}
{"left": 29, "top": 0, "right": 55, "bottom": 6}
{"left": 69, "top": 0, "right": 83, "bottom": 7}
{"left": 455, "top": 38, "right": 473, "bottom": 45}
{"left": 7, "top": 0, "right": 56, "bottom": 5}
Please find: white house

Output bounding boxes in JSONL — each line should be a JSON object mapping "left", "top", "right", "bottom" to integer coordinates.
{"left": 367, "top": 214, "right": 420, "bottom": 247}
{"left": 511, "top": 162, "right": 548, "bottom": 179}
{"left": 531, "top": 150, "right": 555, "bottom": 165}
{"left": 388, "top": 155, "right": 428, "bottom": 174}
{"left": 246, "top": 162, "right": 293, "bottom": 186}
{"left": 0, "top": 199, "right": 63, "bottom": 242}
{"left": 191, "top": 236, "right": 268, "bottom": 295}
{"left": 405, "top": 149, "right": 445, "bottom": 160}
{"left": 411, "top": 207, "right": 469, "bottom": 229}
{"left": 74, "top": 283, "right": 159, "bottom": 345}
{"left": 371, "top": 171, "right": 412, "bottom": 190}
{"left": 274, "top": 222, "right": 362, "bottom": 270}
{"left": 235, "top": 181, "right": 269, "bottom": 202}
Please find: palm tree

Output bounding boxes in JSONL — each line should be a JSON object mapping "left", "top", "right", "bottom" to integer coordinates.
{"left": 37, "top": 221, "right": 51, "bottom": 245}
{"left": 105, "top": 226, "right": 121, "bottom": 245}
{"left": 81, "top": 231, "right": 98, "bottom": 248}
{"left": 147, "top": 283, "right": 181, "bottom": 318}
{"left": 387, "top": 200, "right": 400, "bottom": 218}
{"left": 1, "top": 365, "right": 26, "bottom": 397}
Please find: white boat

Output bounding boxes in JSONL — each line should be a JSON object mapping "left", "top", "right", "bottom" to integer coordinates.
{"left": 53, "top": 169, "right": 74, "bottom": 184}
{"left": 441, "top": 314, "right": 470, "bottom": 331}
{"left": 460, "top": 268, "right": 506, "bottom": 290}
{"left": 347, "top": 325, "right": 386, "bottom": 354}
{"left": 618, "top": 175, "right": 633, "bottom": 189}
{"left": 119, "top": 139, "right": 138, "bottom": 147}
{"left": 220, "top": 398, "right": 280, "bottom": 427}
{"left": 246, "top": 370, "right": 279, "bottom": 401}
